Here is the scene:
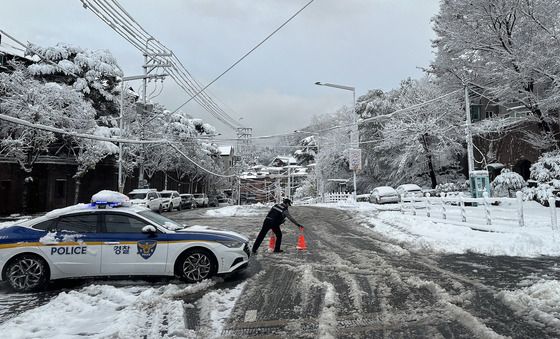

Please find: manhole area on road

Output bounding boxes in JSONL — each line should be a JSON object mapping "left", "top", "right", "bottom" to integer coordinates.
{"left": 221, "top": 309, "right": 455, "bottom": 338}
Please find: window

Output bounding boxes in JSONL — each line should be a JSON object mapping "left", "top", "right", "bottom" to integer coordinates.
{"left": 104, "top": 213, "right": 148, "bottom": 233}
{"left": 32, "top": 219, "right": 56, "bottom": 231}
{"left": 485, "top": 111, "right": 494, "bottom": 119}
{"left": 56, "top": 214, "right": 98, "bottom": 233}
{"left": 147, "top": 192, "right": 157, "bottom": 200}
{"left": 470, "top": 106, "right": 480, "bottom": 122}
{"left": 55, "top": 179, "right": 67, "bottom": 199}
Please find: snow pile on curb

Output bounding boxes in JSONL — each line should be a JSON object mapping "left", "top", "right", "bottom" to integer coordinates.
{"left": 498, "top": 279, "right": 560, "bottom": 330}
{"left": 0, "top": 281, "right": 217, "bottom": 338}
{"left": 205, "top": 205, "right": 266, "bottom": 217}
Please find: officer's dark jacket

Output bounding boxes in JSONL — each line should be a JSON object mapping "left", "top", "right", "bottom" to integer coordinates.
{"left": 265, "top": 203, "right": 301, "bottom": 227}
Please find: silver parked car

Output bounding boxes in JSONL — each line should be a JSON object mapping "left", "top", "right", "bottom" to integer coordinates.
{"left": 395, "top": 184, "right": 423, "bottom": 199}
{"left": 369, "top": 186, "right": 400, "bottom": 204}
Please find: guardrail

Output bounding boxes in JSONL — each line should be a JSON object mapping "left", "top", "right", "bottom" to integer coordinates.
{"left": 400, "top": 192, "right": 533, "bottom": 228}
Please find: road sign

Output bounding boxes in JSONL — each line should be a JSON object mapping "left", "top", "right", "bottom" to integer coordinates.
{"left": 349, "top": 148, "right": 362, "bottom": 171}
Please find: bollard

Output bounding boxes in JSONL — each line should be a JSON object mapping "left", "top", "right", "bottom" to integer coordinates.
{"left": 549, "top": 197, "right": 558, "bottom": 231}
{"left": 440, "top": 193, "right": 447, "bottom": 220}
{"left": 483, "top": 192, "right": 492, "bottom": 225}
{"left": 516, "top": 191, "right": 524, "bottom": 227}
{"left": 460, "top": 195, "right": 466, "bottom": 223}
{"left": 425, "top": 193, "right": 431, "bottom": 218}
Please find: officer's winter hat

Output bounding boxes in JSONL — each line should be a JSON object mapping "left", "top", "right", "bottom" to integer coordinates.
{"left": 283, "top": 198, "right": 292, "bottom": 206}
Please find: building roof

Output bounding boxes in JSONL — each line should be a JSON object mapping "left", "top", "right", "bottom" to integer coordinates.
{"left": 0, "top": 40, "right": 39, "bottom": 62}
{"left": 217, "top": 146, "right": 233, "bottom": 156}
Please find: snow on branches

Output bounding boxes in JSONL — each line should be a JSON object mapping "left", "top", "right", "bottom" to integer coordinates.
{"left": 491, "top": 169, "right": 526, "bottom": 197}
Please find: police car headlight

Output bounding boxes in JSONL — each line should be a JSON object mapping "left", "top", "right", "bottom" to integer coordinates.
{"left": 218, "top": 240, "right": 244, "bottom": 248}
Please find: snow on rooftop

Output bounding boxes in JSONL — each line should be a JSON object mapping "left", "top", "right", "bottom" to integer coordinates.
{"left": 218, "top": 145, "right": 233, "bottom": 156}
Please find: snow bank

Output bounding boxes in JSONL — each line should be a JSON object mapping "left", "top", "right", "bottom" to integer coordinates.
{"left": 498, "top": 279, "right": 560, "bottom": 330}
{"left": 0, "top": 278, "right": 248, "bottom": 339}
{"left": 196, "top": 282, "right": 246, "bottom": 337}
{"left": 366, "top": 211, "right": 560, "bottom": 257}
{"left": 205, "top": 205, "right": 266, "bottom": 217}
{"left": 0, "top": 281, "right": 212, "bottom": 338}
{"left": 321, "top": 202, "right": 560, "bottom": 257}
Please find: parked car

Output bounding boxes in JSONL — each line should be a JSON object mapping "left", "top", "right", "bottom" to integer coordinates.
{"left": 208, "top": 196, "right": 219, "bottom": 208}
{"left": 369, "top": 186, "right": 400, "bottom": 204}
{"left": 159, "top": 190, "right": 182, "bottom": 212}
{"left": 193, "top": 193, "right": 208, "bottom": 208}
{"left": 217, "top": 196, "right": 230, "bottom": 207}
{"left": 396, "top": 184, "right": 423, "bottom": 199}
{"left": 0, "top": 190, "right": 250, "bottom": 292}
{"left": 356, "top": 194, "right": 370, "bottom": 202}
{"left": 127, "top": 189, "right": 163, "bottom": 213}
{"left": 180, "top": 194, "right": 195, "bottom": 209}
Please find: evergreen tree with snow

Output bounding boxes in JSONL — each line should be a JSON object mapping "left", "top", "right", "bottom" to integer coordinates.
{"left": 491, "top": 169, "right": 526, "bottom": 197}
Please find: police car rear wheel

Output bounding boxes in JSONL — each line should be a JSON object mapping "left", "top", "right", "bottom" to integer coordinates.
{"left": 6, "top": 255, "right": 48, "bottom": 292}
{"left": 180, "top": 250, "right": 214, "bottom": 283}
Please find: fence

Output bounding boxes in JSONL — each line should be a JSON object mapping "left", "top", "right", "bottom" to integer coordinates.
{"left": 323, "top": 192, "right": 353, "bottom": 203}
{"left": 399, "top": 192, "right": 559, "bottom": 230}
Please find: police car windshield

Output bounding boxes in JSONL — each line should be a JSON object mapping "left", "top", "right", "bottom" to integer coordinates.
{"left": 160, "top": 193, "right": 171, "bottom": 198}
{"left": 137, "top": 210, "right": 184, "bottom": 231}
{"left": 128, "top": 193, "right": 147, "bottom": 199}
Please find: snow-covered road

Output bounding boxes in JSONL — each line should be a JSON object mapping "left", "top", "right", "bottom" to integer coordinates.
{"left": 1, "top": 205, "right": 560, "bottom": 338}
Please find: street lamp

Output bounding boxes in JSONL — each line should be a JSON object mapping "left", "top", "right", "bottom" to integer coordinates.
{"left": 315, "top": 81, "right": 359, "bottom": 202}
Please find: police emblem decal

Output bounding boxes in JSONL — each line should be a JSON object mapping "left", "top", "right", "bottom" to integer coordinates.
{"left": 137, "top": 240, "right": 157, "bottom": 259}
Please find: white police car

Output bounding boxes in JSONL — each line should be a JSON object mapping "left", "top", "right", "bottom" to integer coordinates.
{"left": 0, "top": 191, "right": 250, "bottom": 292}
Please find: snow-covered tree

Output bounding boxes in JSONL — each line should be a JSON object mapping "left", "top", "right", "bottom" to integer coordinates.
{"left": 25, "top": 43, "right": 123, "bottom": 126}
{"left": 431, "top": 0, "right": 560, "bottom": 148}
{"left": 293, "top": 135, "right": 318, "bottom": 165}
{"left": 530, "top": 150, "right": 560, "bottom": 183}
{"left": 359, "top": 77, "right": 465, "bottom": 188}
{"left": 0, "top": 63, "right": 110, "bottom": 209}
{"left": 492, "top": 169, "right": 526, "bottom": 197}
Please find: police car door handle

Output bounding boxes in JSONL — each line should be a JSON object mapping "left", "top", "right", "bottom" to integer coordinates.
{"left": 104, "top": 242, "right": 120, "bottom": 245}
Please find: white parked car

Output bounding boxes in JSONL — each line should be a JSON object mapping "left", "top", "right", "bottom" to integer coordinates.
{"left": 369, "top": 186, "right": 400, "bottom": 204}
{"left": 0, "top": 191, "right": 250, "bottom": 292}
{"left": 159, "top": 190, "right": 182, "bottom": 212}
{"left": 193, "top": 193, "right": 209, "bottom": 208}
{"left": 127, "top": 189, "right": 163, "bottom": 213}
{"left": 396, "top": 184, "right": 423, "bottom": 199}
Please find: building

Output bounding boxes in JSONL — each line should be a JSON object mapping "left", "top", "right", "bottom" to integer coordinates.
{"left": 469, "top": 92, "right": 544, "bottom": 181}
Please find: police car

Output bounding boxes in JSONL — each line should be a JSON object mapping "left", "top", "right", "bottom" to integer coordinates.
{"left": 0, "top": 191, "right": 250, "bottom": 292}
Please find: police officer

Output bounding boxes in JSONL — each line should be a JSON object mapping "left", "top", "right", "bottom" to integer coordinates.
{"left": 252, "top": 198, "right": 304, "bottom": 254}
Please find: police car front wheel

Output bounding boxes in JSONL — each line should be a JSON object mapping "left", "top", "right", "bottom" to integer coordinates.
{"left": 5, "top": 254, "right": 49, "bottom": 292}
{"left": 179, "top": 250, "right": 216, "bottom": 283}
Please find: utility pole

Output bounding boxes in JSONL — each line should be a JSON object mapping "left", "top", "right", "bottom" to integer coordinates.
{"left": 118, "top": 73, "right": 167, "bottom": 193}
{"left": 465, "top": 85, "right": 475, "bottom": 173}
{"left": 137, "top": 38, "right": 172, "bottom": 188}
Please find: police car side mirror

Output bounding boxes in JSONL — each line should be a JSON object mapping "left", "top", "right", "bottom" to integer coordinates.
{"left": 149, "top": 197, "right": 154, "bottom": 201}
{"left": 142, "top": 225, "right": 157, "bottom": 233}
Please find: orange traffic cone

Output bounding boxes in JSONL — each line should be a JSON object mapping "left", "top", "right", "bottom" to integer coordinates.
{"left": 268, "top": 235, "right": 276, "bottom": 252}
{"left": 296, "top": 232, "right": 307, "bottom": 250}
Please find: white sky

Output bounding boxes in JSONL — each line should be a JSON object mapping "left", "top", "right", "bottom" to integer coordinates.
{"left": 1, "top": 0, "right": 440, "bottom": 138}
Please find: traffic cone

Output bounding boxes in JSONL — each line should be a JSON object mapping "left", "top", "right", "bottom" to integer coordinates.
{"left": 296, "top": 232, "right": 307, "bottom": 250}
{"left": 268, "top": 235, "right": 276, "bottom": 252}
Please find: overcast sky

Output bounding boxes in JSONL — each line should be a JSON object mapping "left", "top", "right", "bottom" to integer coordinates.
{"left": 1, "top": 0, "right": 440, "bottom": 139}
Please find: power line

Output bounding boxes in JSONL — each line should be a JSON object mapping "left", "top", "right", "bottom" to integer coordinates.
{"left": 172, "top": 0, "right": 316, "bottom": 114}
{"left": 81, "top": 0, "right": 242, "bottom": 130}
